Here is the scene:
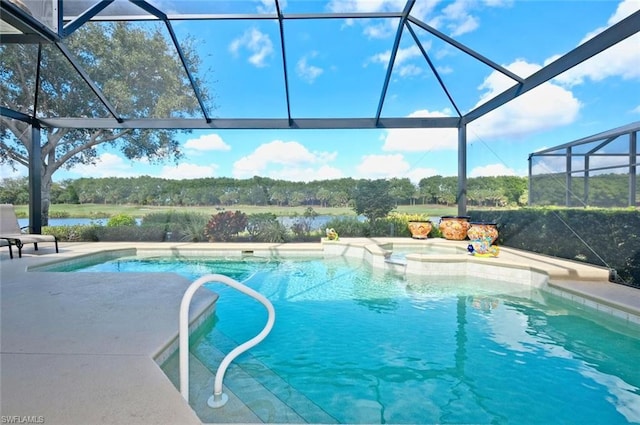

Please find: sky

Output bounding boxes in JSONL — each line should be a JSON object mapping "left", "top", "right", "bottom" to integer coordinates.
{"left": 2, "top": 0, "right": 640, "bottom": 184}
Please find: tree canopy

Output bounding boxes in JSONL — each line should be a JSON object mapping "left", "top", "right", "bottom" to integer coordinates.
{"left": 1, "top": 21, "right": 210, "bottom": 223}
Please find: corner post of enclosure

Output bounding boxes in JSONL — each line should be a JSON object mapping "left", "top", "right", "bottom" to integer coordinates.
{"left": 457, "top": 121, "right": 467, "bottom": 216}
{"left": 28, "top": 124, "right": 42, "bottom": 234}
{"left": 565, "top": 146, "right": 572, "bottom": 207}
{"left": 629, "top": 131, "right": 637, "bottom": 207}
{"left": 527, "top": 154, "right": 533, "bottom": 206}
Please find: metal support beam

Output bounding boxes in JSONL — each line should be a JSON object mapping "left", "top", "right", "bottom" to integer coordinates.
{"left": 55, "top": 43, "right": 123, "bottom": 122}
{"left": 0, "top": 0, "right": 61, "bottom": 43}
{"left": 28, "top": 124, "right": 42, "bottom": 233}
{"left": 405, "top": 22, "right": 461, "bottom": 117}
{"left": 527, "top": 154, "right": 533, "bottom": 206}
{"left": 375, "top": 0, "right": 415, "bottom": 123}
{"left": 62, "top": 0, "right": 115, "bottom": 37}
{"left": 584, "top": 155, "right": 590, "bottom": 206}
{"left": 457, "top": 122, "right": 467, "bottom": 216}
{"left": 630, "top": 131, "right": 637, "bottom": 207}
{"left": 566, "top": 147, "right": 572, "bottom": 207}
{"left": 275, "top": 0, "right": 293, "bottom": 125}
{"left": 129, "top": 0, "right": 212, "bottom": 122}
{"left": 37, "top": 116, "right": 461, "bottom": 130}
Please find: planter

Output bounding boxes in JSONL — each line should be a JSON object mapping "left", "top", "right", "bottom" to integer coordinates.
{"left": 438, "top": 216, "right": 471, "bottom": 240}
{"left": 467, "top": 222, "right": 499, "bottom": 244}
{"left": 408, "top": 221, "right": 432, "bottom": 239}
{"left": 467, "top": 221, "right": 499, "bottom": 257}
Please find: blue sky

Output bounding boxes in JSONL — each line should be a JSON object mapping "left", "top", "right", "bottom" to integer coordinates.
{"left": 2, "top": 0, "right": 639, "bottom": 183}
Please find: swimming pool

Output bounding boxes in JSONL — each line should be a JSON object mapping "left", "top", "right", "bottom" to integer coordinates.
{"left": 63, "top": 254, "right": 640, "bottom": 424}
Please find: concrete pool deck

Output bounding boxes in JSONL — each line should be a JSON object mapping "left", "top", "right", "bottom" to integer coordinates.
{"left": 1, "top": 239, "right": 639, "bottom": 425}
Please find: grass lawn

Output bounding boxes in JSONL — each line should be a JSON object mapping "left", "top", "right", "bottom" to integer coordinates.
{"left": 13, "top": 203, "right": 458, "bottom": 219}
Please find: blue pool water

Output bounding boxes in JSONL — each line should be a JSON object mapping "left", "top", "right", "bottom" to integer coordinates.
{"left": 65, "top": 256, "right": 640, "bottom": 424}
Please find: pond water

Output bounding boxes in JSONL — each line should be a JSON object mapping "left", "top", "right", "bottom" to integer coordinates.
{"left": 20, "top": 215, "right": 368, "bottom": 230}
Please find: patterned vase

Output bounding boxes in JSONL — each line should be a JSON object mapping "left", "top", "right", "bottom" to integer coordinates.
{"left": 438, "top": 216, "right": 471, "bottom": 240}
{"left": 408, "top": 221, "right": 432, "bottom": 239}
{"left": 467, "top": 222, "right": 499, "bottom": 244}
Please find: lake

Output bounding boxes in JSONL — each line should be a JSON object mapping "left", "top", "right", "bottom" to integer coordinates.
{"left": 18, "top": 215, "right": 363, "bottom": 230}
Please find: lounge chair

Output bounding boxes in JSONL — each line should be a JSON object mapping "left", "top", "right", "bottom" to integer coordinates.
{"left": 0, "top": 204, "right": 58, "bottom": 258}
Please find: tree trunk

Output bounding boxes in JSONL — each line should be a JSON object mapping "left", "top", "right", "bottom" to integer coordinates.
{"left": 41, "top": 171, "right": 53, "bottom": 226}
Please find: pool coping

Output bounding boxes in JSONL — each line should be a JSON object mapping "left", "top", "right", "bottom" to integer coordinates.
{"left": 1, "top": 239, "right": 639, "bottom": 425}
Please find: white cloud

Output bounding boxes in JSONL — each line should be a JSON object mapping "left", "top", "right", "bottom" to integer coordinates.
{"left": 405, "top": 167, "right": 440, "bottom": 183}
{"left": 551, "top": 0, "right": 640, "bottom": 87}
{"left": 470, "top": 163, "right": 519, "bottom": 177}
{"left": 327, "top": 0, "right": 406, "bottom": 14}
{"left": 356, "top": 153, "right": 411, "bottom": 179}
{"left": 159, "top": 163, "right": 218, "bottom": 179}
{"left": 369, "top": 45, "right": 421, "bottom": 67}
{"left": 441, "top": 0, "right": 479, "bottom": 36}
{"left": 229, "top": 28, "right": 274, "bottom": 68}
{"left": 270, "top": 165, "right": 344, "bottom": 182}
{"left": 296, "top": 52, "right": 324, "bottom": 83}
{"left": 382, "top": 109, "right": 459, "bottom": 152}
{"left": 363, "top": 20, "right": 397, "bottom": 39}
{"left": 398, "top": 64, "right": 423, "bottom": 77}
{"left": 470, "top": 60, "right": 581, "bottom": 140}
{"left": 184, "top": 134, "right": 231, "bottom": 151}
{"left": 232, "top": 140, "right": 337, "bottom": 180}
{"left": 256, "top": 0, "right": 286, "bottom": 13}
{"left": 355, "top": 154, "right": 436, "bottom": 183}
{"left": 632, "top": 105, "right": 640, "bottom": 114}
{"left": 67, "top": 153, "right": 141, "bottom": 178}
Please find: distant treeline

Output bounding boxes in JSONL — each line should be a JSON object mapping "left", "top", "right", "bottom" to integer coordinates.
{"left": 530, "top": 173, "right": 638, "bottom": 208}
{"left": 1, "top": 173, "right": 634, "bottom": 208}
{"left": 1, "top": 175, "right": 528, "bottom": 208}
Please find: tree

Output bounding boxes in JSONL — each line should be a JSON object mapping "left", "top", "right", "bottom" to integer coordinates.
{"left": 1, "top": 22, "right": 209, "bottom": 224}
{"left": 388, "top": 177, "right": 416, "bottom": 206}
{"left": 352, "top": 179, "right": 396, "bottom": 221}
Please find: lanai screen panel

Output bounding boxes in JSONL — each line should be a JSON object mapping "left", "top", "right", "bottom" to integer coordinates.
{"left": 529, "top": 125, "right": 639, "bottom": 208}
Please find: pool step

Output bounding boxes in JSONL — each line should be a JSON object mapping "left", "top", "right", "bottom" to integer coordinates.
{"left": 161, "top": 329, "right": 338, "bottom": 424}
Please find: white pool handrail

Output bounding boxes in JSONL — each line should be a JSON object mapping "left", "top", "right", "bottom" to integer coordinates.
{"left": 179, "top": 273, "right": 275, "bottom": 408}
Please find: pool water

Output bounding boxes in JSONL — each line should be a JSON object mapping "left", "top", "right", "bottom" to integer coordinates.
{"left": 70, "top": 256, "right": 640, "bottom": 424}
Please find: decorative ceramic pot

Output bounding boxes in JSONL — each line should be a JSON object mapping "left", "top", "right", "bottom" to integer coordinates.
{"left": 438, "top": 216, "right": 471, "bottom": 240}
{"left": 408, "top": 221, "right": 432, "bottom": 239}
{"left": 467, "top": 222, "right": 499, "bottom": 244}
{"left": 467, "top": 238, "right": 500, "bottom": 257}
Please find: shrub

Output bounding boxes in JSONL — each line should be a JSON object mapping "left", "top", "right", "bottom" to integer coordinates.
{"left": 93, "top": 225, "right": 166, "bottom": 241}
{"left": 256, "top": 219, "right": 288, "bottom": 243}
{"left": 324, "top": 217, "right": 368, "bottom": 237}
{"left": 42, "top": 225, "right": 100, "bottom": 242}
{"left": 141, "top": 211, "right": 208, "bottom": 242}
{"left": 205, "top": 211, "right": 248, "bottom": 242}
{"left": 107, "top": 214, "right": 137, "bottom": 227}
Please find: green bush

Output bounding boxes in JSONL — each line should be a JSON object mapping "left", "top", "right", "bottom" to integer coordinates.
{"left": 141, "top": 211, "right": 208, "bottom": 242}
{"left": 42, "top": 225, "right": 100, "bottom": 242}
{"left": 93, "top": 225, "right": 166, "bottom": 241}
{"left": 256, "top": 219, "right": 289, "bottom": 243}
{"left": 107, "top": 214, "right": 137, "bottom": 227}
{"left": 324, "top": 217, "right": 368, "bottom": 237}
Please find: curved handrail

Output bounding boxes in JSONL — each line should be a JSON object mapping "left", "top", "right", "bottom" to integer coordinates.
{"left": 179, "top": 273, "right": 275, "bottom": 408}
